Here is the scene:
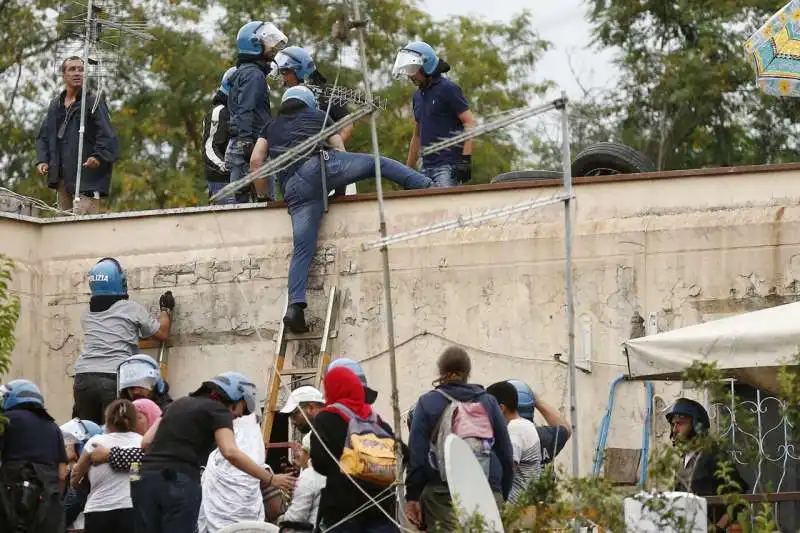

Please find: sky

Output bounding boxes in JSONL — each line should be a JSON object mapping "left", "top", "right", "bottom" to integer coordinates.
{"left": 423, "top": 0, "right": 619, "bottom": 98}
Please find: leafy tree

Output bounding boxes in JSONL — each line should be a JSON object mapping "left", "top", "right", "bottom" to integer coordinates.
{"left": 0, "top": 255, "right": 19, "bottom": 379}
{"left": 588, "top": 0, "right": 800, "bottom": 171}
{"left": 0, "top": 255, "right": 21, "bottom": 433}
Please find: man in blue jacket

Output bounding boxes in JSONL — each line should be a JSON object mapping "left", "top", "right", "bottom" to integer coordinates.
{"left": 405, "top": 346, "right": 513, "bottom": 531}
{"left": 225, "top": 21, "right": 287, "bottom": 203}
{"left": 35, "top": 56, "right": 117, "bottom": 214}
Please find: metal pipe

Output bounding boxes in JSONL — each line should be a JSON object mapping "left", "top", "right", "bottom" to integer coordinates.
{"left": 420, "top": 100, "right": 559, "bottom": 157}
{"left": 351, "top": 0, "right": 405, "bottom": 511}
{"left": 560, "top": 91, "right": 580, "bottom": 480}
{"left": 362, "top": 193, "right": 571, "bottom": 250}
{"left": 72, "top": 0, "right": 94, "bottom": 214}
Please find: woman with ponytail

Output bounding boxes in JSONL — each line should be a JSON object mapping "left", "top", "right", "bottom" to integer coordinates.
{"left": 70, "top": 399, "right": 142, "bottom": 533}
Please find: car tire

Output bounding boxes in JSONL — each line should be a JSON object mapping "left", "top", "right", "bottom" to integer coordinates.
{"left": 571, "top": 142, "right": 655, "bottom": 177}
{"left": 491, "top": 170, "right": 562, "bottom": 183}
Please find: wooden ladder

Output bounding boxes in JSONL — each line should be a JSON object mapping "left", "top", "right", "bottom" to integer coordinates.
{"left": 261, "top": 286, "right": 339, "bottom": 443}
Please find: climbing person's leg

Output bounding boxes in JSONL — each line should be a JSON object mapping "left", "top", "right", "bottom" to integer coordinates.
{"left": 324, "top": 151, "right": 432, "bottom": 191}
{"left": 283, "top": 168, "right": 325, "bottom": 333}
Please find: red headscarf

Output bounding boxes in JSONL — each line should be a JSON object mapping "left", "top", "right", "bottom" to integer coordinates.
{"left": 323, "top": 367, "right": 373, "bottom": 421}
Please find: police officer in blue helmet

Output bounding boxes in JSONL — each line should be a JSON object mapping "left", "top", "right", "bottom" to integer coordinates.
{"left": 203, "top": 67, "right": 237, "bottom": 204}
{"left": 327, "top": 358, "right": 378, "bottom": 404}
{"left": 225, "top": 21, "right": 288, "bottom": 203}
{"left": 393, "top": 41, "right": 477, "bottom": 188}
{"left": 666, "top": 398, "right": 747, "bottom": 529}
{"left": 252, "top": 46, "right": 358, "bottom": 200}
{"left": 131, "top": 371, "right": 295, "bottom": 532}
{"left": 117, "top": 353, "right": 173, "bottom": 411}
{"left": 74, "top": 257, "right": 175, "bottom": 425}
{"left": 260, "top": 86, "right": 432, "bottom": 333}
{"left": 507, "top": 380, "right": 572, "bottom": 465}
{"left": 0, "top": 380, "right": 68, "bottom": 533}
{"left": 273, "top": 46, "right": 354, "bottom": 145}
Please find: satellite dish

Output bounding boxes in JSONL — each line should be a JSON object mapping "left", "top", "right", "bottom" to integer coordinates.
{"left": 217, "top": 522, "right": 280, "bottom": 533}
{"left": 444, "top": 434, "right": 505, "bottom": 533}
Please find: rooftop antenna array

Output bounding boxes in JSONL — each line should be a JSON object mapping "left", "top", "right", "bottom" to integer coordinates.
{"left": 61, "top": 0, "right": 153, "bottom": 214}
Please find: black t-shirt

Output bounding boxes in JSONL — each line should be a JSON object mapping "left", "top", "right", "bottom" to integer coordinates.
{"left": 140, "top": 396, "right": 233, "bottom": 481}
{"left": 537, "top": 425, "right": 570, "bottom": 464}
{"left": 1, "top": 408, "right": 67, "bottom": 466}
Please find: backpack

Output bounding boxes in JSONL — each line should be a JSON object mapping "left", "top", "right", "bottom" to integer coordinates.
{"left": 429, "top": 389, "right": 494, "bottom": 482}
{"left": 328, "top": 403, "right": 397, "bottom": 487}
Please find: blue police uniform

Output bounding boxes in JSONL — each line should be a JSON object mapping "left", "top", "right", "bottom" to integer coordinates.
{"left": 413, "top": 74, "right": 470, "bottom": 187}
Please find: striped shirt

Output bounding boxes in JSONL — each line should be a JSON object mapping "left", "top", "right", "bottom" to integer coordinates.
{"left": 507, "top": 417, "right": 542, "bottom": 503}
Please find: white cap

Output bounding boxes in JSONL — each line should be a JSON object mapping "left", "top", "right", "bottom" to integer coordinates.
{"left": 279, "top": 386, "right": 324, "bottom": 414}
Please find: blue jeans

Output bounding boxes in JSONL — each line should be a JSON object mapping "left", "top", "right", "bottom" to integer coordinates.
{"left": 207, "top": 181, "right": 235, "bottom": 205}
{"left": 423, "top": 165, "right": 457, "bottom": 188}
{"left": 224, "top": 139, "right": 275, "bottom": 202}
{"left": 131, "top": 471, "right": 202, "bottom": 533}
{"left": 284, "top": 151, "right": 432, "bottom": 305}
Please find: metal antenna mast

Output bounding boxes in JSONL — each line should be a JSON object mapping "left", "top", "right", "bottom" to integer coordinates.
{"left": 350, "top": 0, "right": 406, "bottom": 503}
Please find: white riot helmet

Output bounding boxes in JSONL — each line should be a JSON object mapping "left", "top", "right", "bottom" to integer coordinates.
{"left": 117, "top": 354, "right": 165, "bottom": 395}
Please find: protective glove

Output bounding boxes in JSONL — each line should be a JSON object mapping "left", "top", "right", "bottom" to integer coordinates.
{"left": 454, "top": 154, "right": 472, "bottom": 184}
{"left": 159, "top": 290, "right": 175, "bottom": 311}
{"left": 240, "top": 140, "right": 255, "bottom": 161}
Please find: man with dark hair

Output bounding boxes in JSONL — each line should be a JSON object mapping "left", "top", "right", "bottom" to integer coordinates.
{"left": 667, "top": 398, "right": 748, "bottom": 530}
{"left": 35, "top": 56, "right": 117, "bottom": 214}
{"left": 487, "top": 381, "right": 542, "bottom": 504}
{"left": 405, "top": 346, "right": 513, "bottom": 531}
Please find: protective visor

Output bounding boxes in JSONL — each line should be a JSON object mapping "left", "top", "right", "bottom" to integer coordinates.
{"left": 117, "top": 359, "right": 160, "bottom": 393}
{"left": 392, "top": 49, "right": 424, "bottom": 79}
{"left": 255, "top": 22, "right": 288, "bottom": 52}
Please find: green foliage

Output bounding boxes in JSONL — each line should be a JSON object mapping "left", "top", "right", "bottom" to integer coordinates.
{"left": 588, "top": 0, "right": 800, "bottom": 171}
{"left": 0, "top": 255, "right": 21, "bottom": 434}
{"left": 0, "top": 255, "right": 19, "bottom": 378}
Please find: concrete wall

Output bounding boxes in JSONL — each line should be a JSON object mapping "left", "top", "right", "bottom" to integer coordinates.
{"left": 3, "top": 164, "right": 800, "bottom": 476}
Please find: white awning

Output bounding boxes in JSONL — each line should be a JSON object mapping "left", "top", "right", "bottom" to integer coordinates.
{"left": 624, "top": 302, "right": 800, "bottom": 394}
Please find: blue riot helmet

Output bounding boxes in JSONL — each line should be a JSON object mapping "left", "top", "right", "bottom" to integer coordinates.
{"left": 327, "top": 358, "right": 378, "bottom": 404}
{"left": 281, "top": 85, "right": 317, "bottom": 110}
{"left": 198, "top": 371, "right": 257, "bottom": 415}
{"left": 274, "top": 47, "right": 316, "bottom": 83}
{"left": 1, "top": 379, "right": 45, "bottom": 410}
{"left": 508, "top": 379, "right": 535, "bottom": 421}
{"left": 88, "top": 257, "right": 128, "bottom": 296}
{"left": 665, "top": 397, "right": 710, "bottom": 438}
{"left": 392, "top": 41, "right": 439, "bottom": 79}
{"left": 220, "top": 67, "right": 237, "bottom": 95}
{"left": 236, "top": 21, "right": 287, "bottom": 57}
{"left": 60, "top": 418, "right": 103, "bottom": 455}
{"left": 117, "top": 354, "right": 166, "bottom": 396}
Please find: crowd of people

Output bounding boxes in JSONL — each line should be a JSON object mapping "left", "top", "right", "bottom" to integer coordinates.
{"left": 0, "top": 247, "right": 573, "bottom": 532}
{"left": 0, "top": 251, "right": 749, "bottom": 532}
{"left": 35, "top": 19, "right": 476, "bottom": 216}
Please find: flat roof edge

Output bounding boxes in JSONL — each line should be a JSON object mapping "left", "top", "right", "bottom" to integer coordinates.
{"left": 3, "top": 161, "right": 800, "bottom": 225}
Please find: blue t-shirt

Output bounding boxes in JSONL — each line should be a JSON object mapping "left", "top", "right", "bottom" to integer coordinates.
{"left": 1, "top": 408, "right": 67, "bottom": 466}
{"left": 412, "top": 75, "right": 470, "bottom": 167}
{"left": 260, "top": 109, "right": 331, "bottom": 186}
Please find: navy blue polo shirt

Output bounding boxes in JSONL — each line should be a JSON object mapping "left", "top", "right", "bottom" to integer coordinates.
{"left": 260, "top": 109, "right": 331, "bottom": 187}
{"left": 1, "top": 408, "right": 67, "bottom": 466}
{"left": 412, "top": 75, "right": 470, "bottom": 168}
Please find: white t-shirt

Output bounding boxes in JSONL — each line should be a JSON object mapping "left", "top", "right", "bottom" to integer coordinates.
{"left": 83, "top": 432, "right": 143, "bottom": 513}
{"left": 507, "top": 417, "right": 542, "bottom": 503}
